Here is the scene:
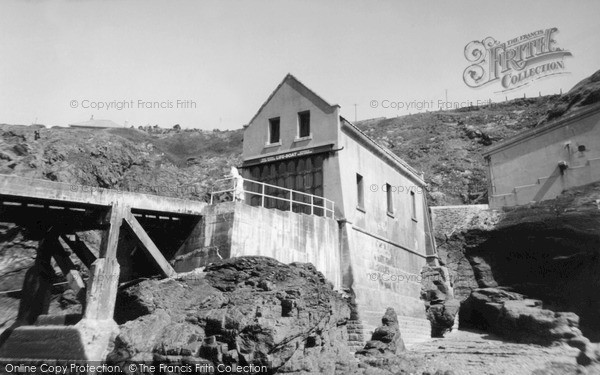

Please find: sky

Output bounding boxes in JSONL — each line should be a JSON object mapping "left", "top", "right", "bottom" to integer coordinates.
{"left": 1, "top": 0, "right": 599, "bottom": 129}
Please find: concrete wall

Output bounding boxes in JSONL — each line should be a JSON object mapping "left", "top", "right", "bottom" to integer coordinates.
{"left": 231, "top": 202, "right": 341, "bottom": 289}
{"left": 173, "top": 202, "right": 341, "bottom": 288}
{"left": 337, "top": 127, "right": 427, "bottom": 250}
{"left": 345, "top": 224, "right": 431, "bottom": 344}
{"left": 173, "top": 203, "right": 235, "bottom": 272}
{"left": 486, "top": 106, "right": 600, "bottom": 207}
{"left": 334, "top": 128, "right": 431, "bottom": 344}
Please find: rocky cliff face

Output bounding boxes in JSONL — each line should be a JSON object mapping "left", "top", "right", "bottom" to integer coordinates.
{"left": 435, "top": 182, "right": 600, "bottom": 346}
{"left": 0, "top": 125, "right": 242, "bottom": 201}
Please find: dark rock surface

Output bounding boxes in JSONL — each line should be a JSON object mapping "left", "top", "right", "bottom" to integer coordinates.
{"left": 568, "top": 335, "right": 600, "bottom": 369}
{"left": 356, "top": 308, "right": 405, "bottom": 356}
{"left": 433, "top": 182, "right": 600, "bottom": 344}
{"left": 0, "top": 224, "right": 94, "bottom": 331}
{"left": 420, "top": 266, "right": 460, "bottom": 337}
{"left": 425, "top": 300, "right": 460, "bottom": 338}
{"left": 539, "top": 68, "right": 600, "bottom": 124}
{"left": 109, "top": 256, "right": 358, "bottom": 375}
{"left": 460, "top": 287, "right": 582, "bottom": 345}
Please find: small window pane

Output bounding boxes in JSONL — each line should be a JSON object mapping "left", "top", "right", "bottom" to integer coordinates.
{"left": 411, "top": 191, "right": 417, "bottom": 220}
{"left": 386, "top": 183, "right": 393, "bottom": 214}
{"left": 356, "top": 174, "right": 364, "bottom": 209}
{"left": 298, "top": 111, "right": 310, "bottom": 138}
{"left": 269, "top": 118, "right": 280, "bottom": 144}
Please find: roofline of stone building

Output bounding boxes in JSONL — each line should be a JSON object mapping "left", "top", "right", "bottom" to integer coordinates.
{"left": 482, "top": 102, "right": 600, "bottom": 157}
{"left": 245, "top": 73, "right": 339, "bottom": 128}
{"left": 340, "top": 116, "right": 425, "bottom": 186}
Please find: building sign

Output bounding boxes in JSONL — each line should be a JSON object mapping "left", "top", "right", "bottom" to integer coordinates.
{"left": 463, "top": 27, "right": 572, "bottom": 92}
{"left": 242, "top": 144, "right": 334, "bottom": 167}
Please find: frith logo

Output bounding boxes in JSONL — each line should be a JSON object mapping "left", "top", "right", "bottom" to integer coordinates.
{"left": 463, "top": 27, "right": 572, "bottom": 92}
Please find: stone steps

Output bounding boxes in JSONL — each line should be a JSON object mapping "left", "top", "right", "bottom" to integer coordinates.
{"left": 398, "top": 317, "right": 432, "bottom": 346}
{"left": 346, "top": 320, "right": 366, "bottom": 352}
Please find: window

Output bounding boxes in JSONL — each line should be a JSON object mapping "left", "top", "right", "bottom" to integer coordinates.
{"left": 356, "top": 174, "right": 364, "bottom": 210}
{"left": 298, "top": 111, "right": 310, "bottom": 138}
{"left": 268, "top": 117, "right": 280, "bottom": 144}
{"left": 410, "top": 191, "right": 417, "bottom": 220}
{"left": 386, "top": 183, "right": 393, "bottom": 215}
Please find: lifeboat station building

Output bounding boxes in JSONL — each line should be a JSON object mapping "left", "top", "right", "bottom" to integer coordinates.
{"left": 174, "top": 74, "right": 437, "bottom": 345}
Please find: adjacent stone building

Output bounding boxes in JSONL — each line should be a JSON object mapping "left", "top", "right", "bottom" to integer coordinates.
{"left": 484, "top": 103, "right": 600, "bottom": 207}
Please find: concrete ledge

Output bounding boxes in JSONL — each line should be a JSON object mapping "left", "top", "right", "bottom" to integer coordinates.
{"left": 0, "top": 319, "right": 118, "bottom": 360}
{"left": 35, "top": 314, "right": 82, "bottom": 326}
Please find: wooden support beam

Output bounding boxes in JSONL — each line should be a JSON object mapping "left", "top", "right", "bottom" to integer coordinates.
{"left": 98, "top": 203, "right": 127, "bottom": 260}
{"left": 82, "top": 203, "right": 125, "bottom": 321}
{"left": 83, "top": 258, "right": 119, "bottom": 321}
{"left": 48, "top": 237, "right": 85, "bottom": 296}
{"left": 60, "top": 234, "right": 97, "bottom": 269}
{"left": 16, "top": 237, "right": 56, "bottom": 325}
{"left": 123, "top": 211, "right": 176, "bottom": 278}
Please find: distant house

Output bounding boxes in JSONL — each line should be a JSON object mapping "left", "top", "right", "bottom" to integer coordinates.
{"left": 69, "top": 116, "right": 122, "bottom": 129}
{"left": 483, "top": 103, "right": 600, "bottom": 207}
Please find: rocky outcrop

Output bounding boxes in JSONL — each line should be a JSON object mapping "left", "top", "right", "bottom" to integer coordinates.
{"left": 460, "top": 288, "right": 582, "bottom": 345}
{"left": 568, "top": 335, "right": 600, "bottom": 369}
{"left": 420, "top": 266, "right": 460, "bottom": 338}
{"left": 432, "top": 182, "right": 600, "bottom": 344}
{"left": 431, "top": 207, "right": 500, "bottom": 302}
{"left": 539, "top": 68, "right": 600, "bottom": 124}
{"left": 0, "top": 124, "right": 242, "bottom": 202}
{"left": 356, "top": 308, "right": 405, "bottom": 356}
{"left": 425, "top": 300, "right": 460, "bottom": 339}
{"left": 108, "top": 256, "right": 358, "bottom": 375}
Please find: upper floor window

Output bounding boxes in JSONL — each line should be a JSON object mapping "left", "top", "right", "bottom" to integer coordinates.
{"left": 386, "top": 183, "right": 393, "bottom": 215}
{"left": 268, "top": 117, "right": 280, "bottom": 144}
{"left": 298, "top": 111, "right": 310, "bottom": 138}
{"left": 410, "top": 191, "right": 417, "bottom": 221}
{"left": 356, "top": 173, "right": 364, "bottom": 210}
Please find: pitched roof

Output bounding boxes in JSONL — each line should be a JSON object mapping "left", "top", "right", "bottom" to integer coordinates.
{"left": 69, "top": 118, "right": 122, "bottom": 129}
{"left": 482, "top": 102, "right": 600, "bottom": 156}
{"left": 246, "top": 73, "right": 339, "bottom": 126}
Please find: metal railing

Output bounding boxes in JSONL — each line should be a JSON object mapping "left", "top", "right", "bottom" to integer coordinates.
{"left": 210, "top": 177, "right": 335, "bottom": 219}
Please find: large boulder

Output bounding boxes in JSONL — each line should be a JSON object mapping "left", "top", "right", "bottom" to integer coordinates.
{"left": 426, "top": 299, "right": 460, "bottom": 338}
{"left": 108, "top": 256, "right": 357, "bottom": 375}
{"left": 460, "top": 287, "right": 583, "bottom": 345}
{"left": 356, "top": 308, "right": 405, "bottom": 356}
{"left": 421, "top": 266, "right": 460, "bottom": 337}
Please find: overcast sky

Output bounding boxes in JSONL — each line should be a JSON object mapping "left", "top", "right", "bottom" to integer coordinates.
{"left": 1, "top": 0, "right": 599, "bottom": 129}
